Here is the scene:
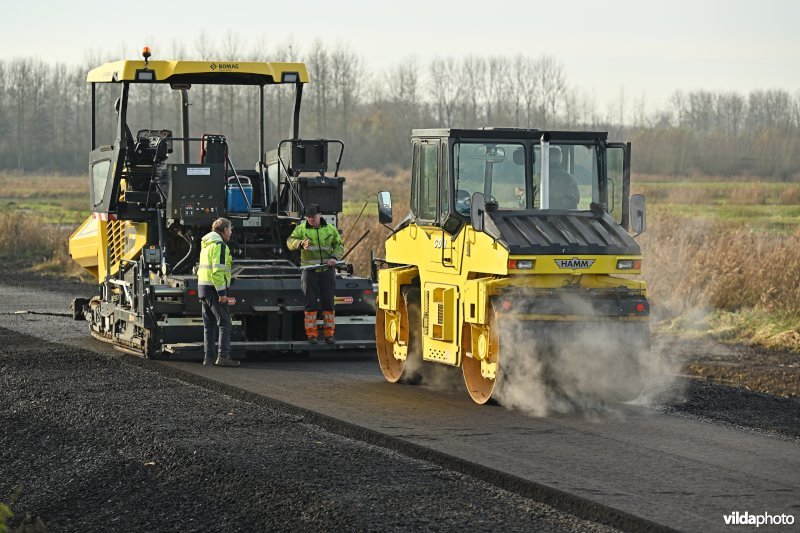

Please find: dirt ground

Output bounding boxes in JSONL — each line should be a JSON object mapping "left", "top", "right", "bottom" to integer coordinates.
{"left": 655, "top": 333, "right": 800, "bottom": 398}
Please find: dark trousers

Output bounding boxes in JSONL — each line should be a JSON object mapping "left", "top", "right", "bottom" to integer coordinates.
{"left": 301, "top": 267, "right": 335, "bottom": 311}
{"left": 201, "top": 295, "right": 232, "bottom": 358}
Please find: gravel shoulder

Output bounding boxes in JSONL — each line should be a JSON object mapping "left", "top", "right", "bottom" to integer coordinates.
{"left": 0, "top": 326, "right": 618, "bottom": 532}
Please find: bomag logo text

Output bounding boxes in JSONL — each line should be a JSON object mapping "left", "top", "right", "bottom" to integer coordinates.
{"left": 555, "top": 258, "right": 595, "bottom": 269}
{"left": 210, "top": 63, "right": 240, "bottom": 70}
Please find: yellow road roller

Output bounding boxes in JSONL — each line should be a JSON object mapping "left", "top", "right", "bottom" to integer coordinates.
{"left": 374, "top": 128, "right": 648, "bottom": 404}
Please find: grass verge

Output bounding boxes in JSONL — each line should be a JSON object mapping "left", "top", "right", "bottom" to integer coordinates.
{"left": 0, "top": 211, "right": 92, "bottom": 282}
{"left": 657, "top": 309, "right": 800, "bottom": 353}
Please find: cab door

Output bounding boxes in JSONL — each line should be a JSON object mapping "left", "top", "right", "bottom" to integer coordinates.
{"left": 606, "top": 142, "right": 631, "bottom": 229}
{"left": 90, "top": 83, "right": 128, "bottom": 215}
{"left": 89, "top": 146, "right": 114, "bottom": 211}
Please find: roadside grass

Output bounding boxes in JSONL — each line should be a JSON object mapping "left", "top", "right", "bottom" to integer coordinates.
{"left": 341, "top": 166, "right": 411, "bottom": 211}
{"left": 639, "top": 209, "right": 800, "bottom": 353}
{"left": 0, "top": 174, "right": 85, "bottom": 198}
{"left": 0, "top": 208, "right": 92, "bottom": 282}
{"left": 0, "top": 500, "right": 11, "bottom": 533}
{"left": 1, "top": 174, "right": 87, "bottom": 224}
{"left": 660, "top": 309, "right": 800, "bottom": 352}
{"left": 633, "top": 179, "right": 800, "bottom": 212}
{"left": 644, "top": 203, "right": 800, "bottom": 233}
{"left": 0, "top": 485, "right": 46, "bottom": 533}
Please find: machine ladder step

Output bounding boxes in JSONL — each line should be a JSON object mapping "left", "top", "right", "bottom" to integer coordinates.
{"left": 162, "top": 339, "right": 375, "bottom": 354}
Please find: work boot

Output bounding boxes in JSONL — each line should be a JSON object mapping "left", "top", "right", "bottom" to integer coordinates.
{"left": 324, "top": 336, "right": 335, "bottom": 345}
{"left": 202, "top": 356, "right": 214, "bottom": 366}
{"left": 215, "top": 356, "right": 240, "bottom": 367}
{"left": 308, "top": 336, "right": 318, "bottom": 345}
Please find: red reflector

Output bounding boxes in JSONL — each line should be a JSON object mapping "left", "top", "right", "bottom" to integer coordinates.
{"left": 634, "top": 260, "right": 642, "bottom": 269}
{"left": 502, "top": 300, "right": 512, "bottom": 311}
{"left": 187, "top": 289, "right": 197, "bottom": 296}
{"left": 636, "top": 303, "right": 645, "bottom": 312}
{"left": 363, "top": 289, "right": 373, "bottom": 295}
{"left": 507, "top": 259, "right": 517, "bottom": 269}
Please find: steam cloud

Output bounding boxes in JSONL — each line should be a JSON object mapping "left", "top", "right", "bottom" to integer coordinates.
{"left": 492, "top": 291, "right": 685, "bottom": 416}
{"left": 406, "top": 289, "right": 685, "bottom": 417}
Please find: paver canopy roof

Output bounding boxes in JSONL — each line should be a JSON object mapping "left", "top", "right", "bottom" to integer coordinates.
{"left": 86, "top": 60, "right": 309, "bottom": 85}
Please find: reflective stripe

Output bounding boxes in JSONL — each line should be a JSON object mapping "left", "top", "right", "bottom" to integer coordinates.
{"left": 304, "top": 311, "right": 318, "bottom": 336}
{"left": 287, "top": 220, "right": 344, "bottom": 267}
{"left": 323, "top": 311, "right": 335, "bottom": 335}
{"left": 197, "top": 264, "right": 231, "bottom": 272}
{"left": 198, "top": 233, "right": 232, "bottom": 292}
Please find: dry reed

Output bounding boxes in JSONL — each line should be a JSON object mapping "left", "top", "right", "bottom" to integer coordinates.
{"left": 729, "top": 184, "right": 768, "bottom": 205}
{"left": 639, "top": 212, "right": 800, "bottom": 316}
{"left": 779, "top": 186, "right": 800, "bottom": 205}
{"left": 0, "top": 211, "right": 62, "bottom": 261}
{"left": 664, "top": 187, "right": 724, "bottom": 205}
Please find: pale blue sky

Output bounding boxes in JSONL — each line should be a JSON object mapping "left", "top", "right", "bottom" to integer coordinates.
{"left": 2, "top": 0, "right": 798, "bottom": 113}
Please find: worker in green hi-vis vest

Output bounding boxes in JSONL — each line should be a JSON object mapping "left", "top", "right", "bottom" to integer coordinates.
{"left": 286, "top": 204, "right": 344, "bottom": 345}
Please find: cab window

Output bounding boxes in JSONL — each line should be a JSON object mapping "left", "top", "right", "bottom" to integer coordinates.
{"left": 410, "top": 144, "right": 419, "bottom": 217}
{"left": 454, "top": 142, "right": 525, "bottom": 213}
{"left": 418, "top": 143, "right": 439, "bottom": 221}
{"left": 91, "top": 159, "right": 111, "bottom": 206}
{"left": 606, "top": 146, "right": 625, "bottom": 223}
{"left": 439, "top": 141, "right": 450, "bottom": 219}
{"left": 532, "top": 143, "right": 598, "bottom": 210}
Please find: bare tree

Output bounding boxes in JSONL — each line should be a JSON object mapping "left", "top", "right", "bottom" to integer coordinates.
{"left": 613, "top": 85, "right": 626, "bottom": 127}
{"left": 329, "top": 43, "right": 363, "bottom": 138}
{"left": 169, "top": 39, "right": 187, "bottom": 60}
{"left": 8, "top": 58, "right": 31, "bottom": 170}
{"left": 194, "top": 31, "right": 215, "bottom": 131}
{"left": 483, "top": 56, "right": 509, "bottom": 125}
{"left": 306, "top": 40, "right": 330, "bottom": 136}
{"left": 223, "top": 32, "right": 244, "bottom": 135}
{"left": 458, "top": 56, "right": 484, "bottom": 127}
{"left": 390, "top": 57, "right": 419, "bottom": 105}
{"left": 429, "top": 57, "right": 461, "bottom": 126}
{"left": 722, "top": 92, "right": 745, "bottom": 135}
{"left": 1, "top": 45, "right": 800, "bottom": 177}
{"left": 514, "top": 56, "right": 539, "bottom": 127}
{"left": 536, "top": 56, "right": 567, "bottom": 127}
{"left": 508, "top": 55, "right": 529, "bottom": 126}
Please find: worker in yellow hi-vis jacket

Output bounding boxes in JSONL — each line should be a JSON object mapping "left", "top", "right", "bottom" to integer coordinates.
{"left": 198, "top": 217, "right": 240, "bottom": 367}
{"left": 286, "top": 204, "right": 344, "bottom": 344}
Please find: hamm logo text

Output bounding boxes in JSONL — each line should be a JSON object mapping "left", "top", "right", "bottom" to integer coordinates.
{"left": 555, "top": 258, "right": 595, "bottom": 269}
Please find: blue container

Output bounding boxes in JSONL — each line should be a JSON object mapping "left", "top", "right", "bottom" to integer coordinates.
{"left": 226, "top": 176, "right": 252, "bottom": 213}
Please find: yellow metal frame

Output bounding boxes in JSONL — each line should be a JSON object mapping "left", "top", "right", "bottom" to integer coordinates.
{"left": 87, "top": 60, "right": 310, "bottom": 84}
{"left": 68, "top": 216, "right": 148, "bottom": 281}
{"left": 382, "top": 220, "right": 646, "bottom": 369}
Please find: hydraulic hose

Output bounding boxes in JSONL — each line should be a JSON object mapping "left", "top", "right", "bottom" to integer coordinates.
{"left": 172, "top": 229, "right": 195, "bottom": 274}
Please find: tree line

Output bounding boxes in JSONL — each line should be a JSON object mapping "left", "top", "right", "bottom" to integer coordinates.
{"left": 1, "top": 38, "right": 799, "bottom": 179}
